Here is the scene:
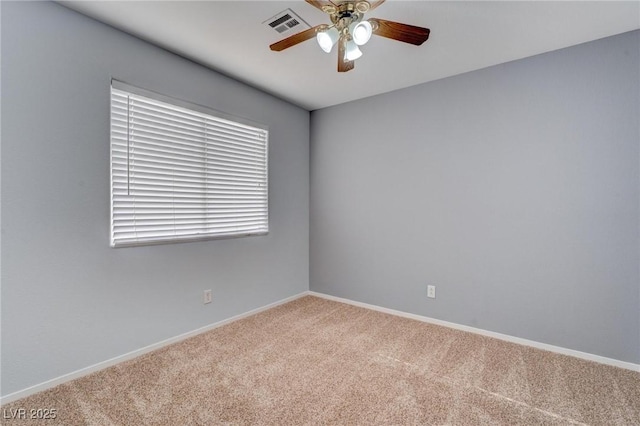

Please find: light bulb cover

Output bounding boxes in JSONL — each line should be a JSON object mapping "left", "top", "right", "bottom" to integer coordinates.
{"left": 350, "top": 20, "right": 372, "bottom": 46}
{"left": 316, "top": 27, "right": 340, "bottom": 53}
{"left": 344, "top": 38, "right": 363, "bottom": 61}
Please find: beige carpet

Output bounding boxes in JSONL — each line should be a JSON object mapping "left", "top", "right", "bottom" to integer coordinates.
{"left": 2, "top": 296, "right": 639, "bottom": 425}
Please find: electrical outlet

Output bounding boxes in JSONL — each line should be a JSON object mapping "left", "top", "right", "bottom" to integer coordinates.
{"left": 203, "top": 289, "right": 212, "bottom": 304}
{"left": 427, "top": 285, "right": 436, "bottom": 299}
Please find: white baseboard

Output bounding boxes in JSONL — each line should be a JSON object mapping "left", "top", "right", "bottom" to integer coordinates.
{"left": 308, "top": 291, "right": 640, "bottom": 373}
{"left": 0, "top": 292, "right": 309, "bottom": 405}
{"left": 3, "top": 290, "right": 637, "bottom": 405}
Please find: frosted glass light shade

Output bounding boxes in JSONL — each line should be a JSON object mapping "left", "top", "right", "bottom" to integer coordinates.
{"left": 351, "top": 20, "right": 372, "bottom": 45}
{"left": 345, "top": 39, "right": 363, "bottom": 61}
{"left": 317, "top": 27, "right": 340, "bottom": 53}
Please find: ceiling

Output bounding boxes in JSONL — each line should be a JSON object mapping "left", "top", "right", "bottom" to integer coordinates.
{"left": 58, "top": 1, "right": 639, "bottom": 111}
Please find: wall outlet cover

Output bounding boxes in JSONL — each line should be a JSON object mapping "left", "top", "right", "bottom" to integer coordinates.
{"left": 427, "top": 285, "right": 436, "bottom": 299}
{"left": 204, "top": 289, "right": 213, "bottom": 304}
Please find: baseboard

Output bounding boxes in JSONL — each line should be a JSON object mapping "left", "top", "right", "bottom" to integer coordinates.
{"left": 308, "top": 291, "right": 640, "bottom": 373}
{"left": 4, "top": 290, "right": 636, "bottom": 405}
{"left": 0, "top": 291, "right": 309, "bottom": 405}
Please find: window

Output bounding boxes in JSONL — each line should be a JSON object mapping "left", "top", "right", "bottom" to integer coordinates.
{"left": 110, "top": 81, "right": 268, "bottom": 247}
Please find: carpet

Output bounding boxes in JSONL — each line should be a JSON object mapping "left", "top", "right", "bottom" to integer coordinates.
{"left": 2, "top": 295, "right": 639, "bottom": 425}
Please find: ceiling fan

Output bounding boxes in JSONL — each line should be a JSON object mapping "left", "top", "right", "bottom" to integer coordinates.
{"left": 269, "top": 0, "right": 430, "bottom": 72}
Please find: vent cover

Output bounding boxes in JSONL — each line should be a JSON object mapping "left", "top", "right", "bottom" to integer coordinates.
{"left": 264, "top": 9, "right": 310, "bottom": 36}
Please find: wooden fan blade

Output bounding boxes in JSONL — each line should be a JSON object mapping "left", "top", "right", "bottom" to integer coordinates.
{"left": 369, "top": 18, "right": 430, "bottom": 46}
{"left": 270, "top": 25, "right": 324, "bottom": 52}
{"left": 368, "top": 0, "right": 386, "bottom": 11}
{"left": 337, "top": 36, "right": 355, "bottom": 72}
{"left": 305, "top": 0, "right": 337, "bottom": 13}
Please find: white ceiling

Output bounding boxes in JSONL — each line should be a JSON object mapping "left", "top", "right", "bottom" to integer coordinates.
{"left": 59, "top": 1, "right": 639, "bottom": 111}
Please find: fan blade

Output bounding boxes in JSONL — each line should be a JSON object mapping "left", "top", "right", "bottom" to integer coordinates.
{"left": 305, "top": 0, "right": 337, "bottom": 13}
{"left": 369, "top": 18, "right": 430, "bottom": 46}
{"left": 337, "top": 36, "right": 355, "bottom": 72}
{"left": 368, "top": 0, "right": 386, "bottom": 11}
{"left": 270, "top": 25, "right": 324, "bottom": 51}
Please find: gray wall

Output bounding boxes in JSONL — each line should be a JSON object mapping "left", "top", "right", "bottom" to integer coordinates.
{"left": 310, "top": 30, "right": 640, "bottom": 364}
{"left": 1, "top": 2, "right": 309, "bottom": 396}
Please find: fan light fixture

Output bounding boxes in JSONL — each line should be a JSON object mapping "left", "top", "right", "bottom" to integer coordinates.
{"left": 344, "top": 38, "right": 363, "bottom": 61}
{"left": 350, "top": 20, "right": 372, "bottom": 45}
{"left": 317, "top": 27, "right": 340, "bottom": 53}
{"left": 318, "top": 20, "right": 370, "bottom": 59}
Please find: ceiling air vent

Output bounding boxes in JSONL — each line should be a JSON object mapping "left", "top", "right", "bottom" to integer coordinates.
{"left": 264, "top": 9, "right": 310, "bottom": 37}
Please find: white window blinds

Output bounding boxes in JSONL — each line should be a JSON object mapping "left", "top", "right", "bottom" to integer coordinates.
{"left": 110, "top": 81, "right": 268, "bottom": 247}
